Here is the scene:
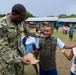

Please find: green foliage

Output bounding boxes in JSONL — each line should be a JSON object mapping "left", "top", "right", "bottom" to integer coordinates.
{"left": 59, "top": 15, "right": 76, "bottom": 18}
{"left": 0, "top": 14, "right": 6, "bottom": 17}
{"left": 59, "top": 16, "right": 76, "bottom": 18}
{"left": 26, "top": 12, "right": 34, "bottom": 19}
{"left": 0, "top": 12, "right": 34, "bottom": 19}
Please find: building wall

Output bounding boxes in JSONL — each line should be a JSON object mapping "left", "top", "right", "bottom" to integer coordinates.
{"left": 27, "top": 21, "right": 76, "bottom": 29}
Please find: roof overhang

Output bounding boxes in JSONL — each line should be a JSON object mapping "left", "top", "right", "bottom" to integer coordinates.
{"left": 58, "top": 18, "right": 76, "bottom": 23}
{"left": 26, "top": 17, "right": 58, "bottom": 22}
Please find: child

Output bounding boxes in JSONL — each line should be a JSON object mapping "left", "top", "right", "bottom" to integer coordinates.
{"left": 36, "top": 25, "right": 76, "bottom": 75}
{"left": 21, "top": 30, "right": 39, "bottom": 75}
{"left": 69, "top": 27, "right": 74, "bottom": 40}
{"left": 56, "top": 25, "right": 59, "bottom": 32}
{"left": 35, "top": 28, "right": 44, "bottom": 59}
{"left": 61, "top": 47, "right": 76, "bottom": 75}
{"left": 35, "top": 28, "right": 41, "bottom": 50}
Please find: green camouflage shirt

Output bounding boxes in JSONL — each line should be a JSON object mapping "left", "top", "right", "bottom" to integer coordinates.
{"left": 0, "top": 15, "right": 40, "bottom": 75}
{"left": 0, "top": 15, "right": 39, "bottom": 64}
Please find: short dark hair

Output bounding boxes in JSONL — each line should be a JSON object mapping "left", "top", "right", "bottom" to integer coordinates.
{"left": 45, "top": 25, "right": 54, "bottom": 31}
{"left": 12, "top": 4, "right": 26, "bottom": 14}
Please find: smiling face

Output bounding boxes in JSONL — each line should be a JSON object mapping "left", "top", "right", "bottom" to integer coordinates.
{"left": 44, "top": 26, "right": 54, "bottom": 38}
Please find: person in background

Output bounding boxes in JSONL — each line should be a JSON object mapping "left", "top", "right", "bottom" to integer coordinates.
{"left": 21, "top": 30, "right": 39, "bottom": 75}
{"left": 36, "top": 25, "right": 76, "bottom": 75}
{"left": 35, "top": 28, "right": 41, "bottom": 50}
{"left": 56, "top": 25, "right": 59, "bottom": 32}
{"left": 69, "top": 27, "right": 74, "bottom": 40}
{"left": 62, "top": 25, "right": 65, "bottom": 34}
{"left": 35, "top": 28, "right": 44, "bottom": 59}
{"left": 61, "top": 47, "right": 76, "bottom": 75}
{"left": 64, "top": 25, "right": 68, "bottom": 34}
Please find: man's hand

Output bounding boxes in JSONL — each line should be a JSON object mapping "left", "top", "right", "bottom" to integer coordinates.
{"left": 21, "top": 58, "right": 30, "bottom": 65}
{"left": 31, "top": 50, "right": 35, "bottom": 54}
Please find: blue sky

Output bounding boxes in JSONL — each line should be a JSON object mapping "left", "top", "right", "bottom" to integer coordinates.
{"left": 0, "top": 0, "right": 76, "bottom": 17}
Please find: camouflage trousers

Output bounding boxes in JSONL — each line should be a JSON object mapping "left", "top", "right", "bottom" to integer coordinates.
{"left": 0, "top": 62, "right": 24, "bottom": 75}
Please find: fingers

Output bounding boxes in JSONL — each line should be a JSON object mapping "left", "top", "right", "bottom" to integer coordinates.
{"left": 31, "top": 50, "right": 35, "bottom": 54}
{"left": 21, "top": 58, "right": 30, "bottom": 65}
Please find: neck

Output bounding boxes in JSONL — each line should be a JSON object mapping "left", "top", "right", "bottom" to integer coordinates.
{"left": 45, "top": 36, "right": 52, "bottom": 39}
{"left": 25, "top": 36, "right": 29, "bottom": 38}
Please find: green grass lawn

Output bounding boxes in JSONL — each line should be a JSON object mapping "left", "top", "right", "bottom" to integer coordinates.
{"left": 24, "top": 29, "right": 76, "bottom": 75}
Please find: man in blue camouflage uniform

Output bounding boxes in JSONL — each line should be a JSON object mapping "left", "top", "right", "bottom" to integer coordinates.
{"left": 0, "top": 4, "right": 40, "bottom": 75}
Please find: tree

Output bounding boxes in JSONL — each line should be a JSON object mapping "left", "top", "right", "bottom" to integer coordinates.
{"left": 0, "top": 12, "right": 34, "bottom": 19}
{"left": 26, "top": 12, "right": 34, "bottom": 19}
{"left": 0, "top": 14, "right": 6, "bottom": 18}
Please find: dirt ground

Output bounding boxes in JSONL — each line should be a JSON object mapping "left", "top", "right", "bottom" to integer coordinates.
{"left": 24, "top": 49, "right": 72, "bottom": 75}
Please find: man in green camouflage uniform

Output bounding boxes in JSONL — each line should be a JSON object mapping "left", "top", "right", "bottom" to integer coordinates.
{"left": 0, "top": 4, "right": 39, "bottom": 75}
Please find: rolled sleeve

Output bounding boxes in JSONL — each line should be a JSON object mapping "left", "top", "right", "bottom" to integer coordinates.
{"left": 35, "top": 38, "right": 40, "bottom": 49}
{"left": 57, "top": 38, "right": 65, "bottom": 49}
